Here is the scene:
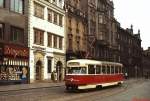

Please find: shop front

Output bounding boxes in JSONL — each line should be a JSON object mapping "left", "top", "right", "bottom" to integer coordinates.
{"left": 0, "top": 43, "right": 29, "bottom": 85}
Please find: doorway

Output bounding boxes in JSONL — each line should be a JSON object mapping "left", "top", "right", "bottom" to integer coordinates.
{"left": 35, "top": 60, "right": 42, "bottom": 80}
{"left": 56, "top": 61, "right": 63, "bottom": 81}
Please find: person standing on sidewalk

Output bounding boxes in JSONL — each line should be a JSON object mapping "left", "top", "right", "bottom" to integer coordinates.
{"left": 54, "top": 71, "right": 57, "bottom": 82}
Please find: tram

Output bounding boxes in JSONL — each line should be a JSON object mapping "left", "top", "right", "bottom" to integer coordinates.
{"left": 65, "top": 59, "right": 124, "bottom": 90}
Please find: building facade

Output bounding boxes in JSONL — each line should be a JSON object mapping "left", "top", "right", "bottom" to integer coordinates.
{"left": 142, "top": 47, "right": 150, "bottom": 77}
{"left": 0, "top": 0, "right": 29, "bottom": 84}
{"left": 78, "top": 0, "right": 118, "bottom": 62}
{"left": 28, "top": 0, "right": 66, "bottom": 83}
{"left": 117, "top": 25, "right": 142, "bottom": 77}
{"left": 95, "top": 0, "right": 118, "bottom": 62}
{"left": 64, "top": 0, "right": 87, "bottom": 60}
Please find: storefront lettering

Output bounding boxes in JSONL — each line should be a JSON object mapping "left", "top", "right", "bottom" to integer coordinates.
{"left": 4, "top": 46, "right": 29, "bottom": 58}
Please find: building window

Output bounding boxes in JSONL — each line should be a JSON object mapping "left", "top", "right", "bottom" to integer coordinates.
{"left": 47, "top": 59, "right": 52, "bottom": 73}
{"left": 59, "top": 37, "right": 63, "bottom": 50}
{"left": 48, "top": 9, "right": 53, "bottom": 23}
{"left": 53, "top": 35, "right": 57, "bottom": 48}
{"left": 59, "top": 14, "right": 63, "bottom": 26}
{"left": 34, "top": 3, "right": 44, "bottom": 19}
{"left": 59, "top": 0, "right": 62, "bottom": 8}
{"left": 53, "top": 12, "right": 58, "bottom": 24}
{"left": 0, "top": 0, "right": 4, "bottom": 7}
{"left": 98, "top": 15, "right": 103, "bottom": 24}
{"left": 11, "top": 26, "right": 24, "bottom": 43}
{"left": 52, "top": 0, "right": 57, "bottom": 5}
{"left": 68, "top": 38, "right": 72, "bottom": 50}
{"left": 10, "top": 0, "right": 24, "bottom": 14}
{"left": 34, "top": 29, "right": 44, "bottom": 45}
{"left": 0, "top": 23, "right": 4, "bottom": 40}
{"left": 47, "top": 33, "right": 52, "bottom": 47}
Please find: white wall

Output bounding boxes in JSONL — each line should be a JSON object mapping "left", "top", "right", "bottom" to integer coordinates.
{"left": 28, "top": 0, "right": 65, "bottom": 82}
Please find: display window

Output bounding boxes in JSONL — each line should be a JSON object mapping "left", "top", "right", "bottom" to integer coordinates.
{"left": 0, "top": 43, "right": 29, "bottom": 84}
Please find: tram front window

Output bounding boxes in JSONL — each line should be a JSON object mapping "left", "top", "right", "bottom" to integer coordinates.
{"left": 67, "top": 67, "right": 86, "bottom": 74}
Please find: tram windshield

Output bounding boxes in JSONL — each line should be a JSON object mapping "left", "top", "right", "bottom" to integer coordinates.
{"left": 66, "top": 67, "right": 86, "bottom": 74}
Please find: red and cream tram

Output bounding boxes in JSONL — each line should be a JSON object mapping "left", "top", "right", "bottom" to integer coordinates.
{"left": 65, "top": 59, "right": 124, "bottom": 90}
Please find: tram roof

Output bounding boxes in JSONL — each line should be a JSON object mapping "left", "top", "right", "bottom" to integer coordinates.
{"left": 67, "top": 59, "right": 123, "bottom": 66}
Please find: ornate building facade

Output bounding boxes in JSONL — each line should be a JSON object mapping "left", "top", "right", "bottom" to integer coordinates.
{"left": 64, "top": 0, "right": 87, "bottom": 60}
{"left": 117, "top": 25, "right": 142, "bottom": 77}
{"left": 28, "top": 0, "right": 66, "bottom": 83}
{"left": 78, "top": 0, "right": 118, "bottom": 62}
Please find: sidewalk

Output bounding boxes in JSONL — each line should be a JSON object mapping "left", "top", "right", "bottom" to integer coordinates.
{"left": 0, "top": 81, "right": 65, "bottom": 92}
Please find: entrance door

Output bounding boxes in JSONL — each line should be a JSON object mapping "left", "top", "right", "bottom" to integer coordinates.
{"left": 56, "top": 61, "right": 63, "bottom": 81}
{"left": 35, "top": 60, "right": 42, "bottom": 80}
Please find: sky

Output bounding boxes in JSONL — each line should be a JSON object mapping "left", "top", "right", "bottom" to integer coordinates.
{"left": 113, "top": 0, "right": 150, "bottom": 50}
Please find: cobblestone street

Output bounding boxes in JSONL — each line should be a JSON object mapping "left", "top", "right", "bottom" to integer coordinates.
{"left": 0, "top": 79, "right": 150, "bottom": 101}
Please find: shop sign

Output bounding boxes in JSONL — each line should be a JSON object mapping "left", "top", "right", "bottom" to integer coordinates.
{"left": 4, "top": 44, "right": 29, "bottom": 58}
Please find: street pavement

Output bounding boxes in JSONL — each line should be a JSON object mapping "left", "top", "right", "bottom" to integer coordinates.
{"left": 0, "top": 81, "right": 64, "bottom": 92}
{"left": 0, "top": 78, "right": 149, "bottom": 101}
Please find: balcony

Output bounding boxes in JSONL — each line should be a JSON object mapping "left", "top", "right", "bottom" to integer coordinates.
{"left": 96, "top": 33, "right": 109, "bottom": 46}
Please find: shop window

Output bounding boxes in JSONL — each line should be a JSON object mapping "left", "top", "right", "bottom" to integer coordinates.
{"left": 0, "top": 0, "right": 4, "bottom": 8}
{"left": 34, "top": 29, "right": 44, "bottom": 45}
{"left": 34, "top": 2, "right": 44, "bottom": 19}
{"left": 11, "top": 26, "right": 24, "bottom": 43}
{"left": 10, "top": 0, "right": 24, "bottom": 14}
{"left": 59, "top": 37, "right": 63, "bottom": 50}
{"left": 47, "top": 33, "right": 52, "bottom": 47}
{"left": 48, "top": 9, "right": 53, "bottom": 23}
{"left": 88, "top": 65, "right": 95, "bottom": 74}
{"left": 47, "top": 59, "right": 52, "bottom": 73}
{"left": 0, "top": 66, "right": 28, "bottom": 81}
{"left": 0, "top": 23, "right": 4, "bottom": 40}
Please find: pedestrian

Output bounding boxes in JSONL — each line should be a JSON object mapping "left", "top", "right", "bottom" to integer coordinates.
{"left": 54, "top": 71, "right": 57, "bottom": 82}
{"left": 51, "top": 71, "right": 55, "bottom": 82}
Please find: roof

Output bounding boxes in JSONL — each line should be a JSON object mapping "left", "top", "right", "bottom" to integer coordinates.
{"left": 67, "top": 59, "right": 123, "bottom": 66}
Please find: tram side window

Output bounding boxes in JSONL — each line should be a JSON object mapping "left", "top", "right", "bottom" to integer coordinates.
{"left": 96, "top": 65, "right": 101, "bottom": 74}
{"left": 107, "top": 65, "right": 110, "bottom": 74}
{"left": 111, "top": 66, "right": 114, "bottom": 74}
{"left": 115, "top": 66, "right": 119, "bottom": 74}
{"left": 88, "top": 65, "right": 95, "bottom": 74}
{"left": 118, "top": 66, "right": 122, "bottom": 74}
{"left": 102, "top": 65, "right": 106, "bottom": 74}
